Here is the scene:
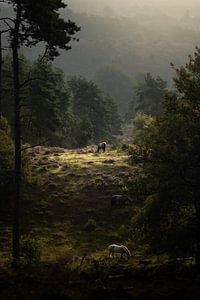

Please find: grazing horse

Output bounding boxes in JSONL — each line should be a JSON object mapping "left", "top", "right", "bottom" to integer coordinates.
{"left": 97, "top": 142, "right": 106, "bottom": 153}
{"left": 108, "top": 244, "right": 131, "bottom": 259}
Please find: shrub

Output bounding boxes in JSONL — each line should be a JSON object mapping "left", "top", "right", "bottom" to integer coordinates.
{"left": 84, "top": 218, "right": 97, "bottom": 232}
{"left": 121, "top": 143, "right": 129, "bottom": 151}
{"left": 20, "top": 235, "right": 42, "bottom": 264}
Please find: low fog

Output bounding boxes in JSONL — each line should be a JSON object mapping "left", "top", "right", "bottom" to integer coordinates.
{"left": 67, "top": 0, "right": 200, "bottom": 17}
{"left": 3, "top": 0, "right": 200, "bottom": 115}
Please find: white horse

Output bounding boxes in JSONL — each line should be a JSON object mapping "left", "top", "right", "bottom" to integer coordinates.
{"left": 108, "top": 244, "right": 131, "bottom": 259}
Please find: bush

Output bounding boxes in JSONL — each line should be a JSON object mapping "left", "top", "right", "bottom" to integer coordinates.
{"left": 121, "top": 143, "right": 129, "bottom": 151}
{"left": 132, "top": 113, "right": 154, "bottom": 144}
{"left": 20, "top": 235, "right": 41, "bottom": 264}
{"left": 84, "top": 218, "right": 97, "bottom": 232}
{"left": 110, "top": 141, "right": 122, "bottom": 151}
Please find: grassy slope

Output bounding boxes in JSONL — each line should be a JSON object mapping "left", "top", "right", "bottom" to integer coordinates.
{"left": 1, "top": 146, "right": 200, "bottom": 300}
{"left": 1, "top": 146, "right": 137, "bottom": 263}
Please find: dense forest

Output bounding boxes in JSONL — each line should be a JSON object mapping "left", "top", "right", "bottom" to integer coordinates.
{"left": 1, "top": 1, "right": 200, "bottom": 299}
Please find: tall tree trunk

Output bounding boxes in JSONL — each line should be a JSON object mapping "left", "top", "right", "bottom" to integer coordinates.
{"left": 0, "top": 32, "right": 2, "bottom": 115}
{"left": 12, "top": 4, "right": 21, "bottom": 265}
{"left": 195, "top": 212, "right": 200, "bottom": 270}
{"left": 194, "top": 194, "right": 200, "bottom": 270}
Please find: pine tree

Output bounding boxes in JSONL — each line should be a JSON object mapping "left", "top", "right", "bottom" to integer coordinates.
{"left": 0, "top": 0, "right": 80, "bottom": 265}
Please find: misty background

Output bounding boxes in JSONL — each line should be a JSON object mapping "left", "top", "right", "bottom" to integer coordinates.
{"left": 4, "top": 0, "right": 200, "bottom": 115}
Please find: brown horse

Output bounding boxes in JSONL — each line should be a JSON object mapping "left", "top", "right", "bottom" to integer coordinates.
{"left": 97, "top": 142, "right": 106, "bottom": 153}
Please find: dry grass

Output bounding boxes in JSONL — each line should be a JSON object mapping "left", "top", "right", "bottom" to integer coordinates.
{"left": 0, "top": 147, "right": 139, "bottom": 266}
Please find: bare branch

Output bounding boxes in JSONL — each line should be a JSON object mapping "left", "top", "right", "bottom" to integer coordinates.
{"left": 38, "top": 46, "right": 49, "bottom": 62}
{"left": 21, "top": 140, "right": 49, "bottom": 152}
{"left": 0, "top": 17, "right": 15, "bottom": 24}
{"left": 19, "top": 76, "right": 44, "bottom": 89}
{"left": 3, "top": 19, "right": 13, "bottom": 30}
{"left": 0, "top": 28, "right": 10, "bottom": 34}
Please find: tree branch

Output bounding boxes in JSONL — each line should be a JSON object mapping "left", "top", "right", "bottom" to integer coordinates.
{"left": 0, "top": 17, "right": 15, "bottom": 24}
{"left": 38, "top": 46, "right": 49, "bottom": 62}
{"left": 21, "top": 140, "right": 49, "bottom": 152}
{"left": 3, "top": 19, "right": 13, "bottom": 30}
{"left": 0, "top": 28, "right": 10, "bottom": 34}
{"left": 19, "top": 73, "right": 45, "bottom": 89}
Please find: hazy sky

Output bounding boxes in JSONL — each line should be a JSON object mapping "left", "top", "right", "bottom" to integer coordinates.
{"left": 67, "top": 0, "right": 200, "bottom": 17}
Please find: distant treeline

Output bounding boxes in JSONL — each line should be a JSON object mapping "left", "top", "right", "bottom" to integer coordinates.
{"left": 3, "top": 6, "right": 200, "bottom": 115}
{"left": 1, "top": 56, "right": 121, "bottom": 148}
{"left": 52, "top": 9, "right": 200, "bottom": 114}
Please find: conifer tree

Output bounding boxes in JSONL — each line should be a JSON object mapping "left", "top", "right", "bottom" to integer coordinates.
{"left": 0, "top": 0, "right": 80, "bottom": 265}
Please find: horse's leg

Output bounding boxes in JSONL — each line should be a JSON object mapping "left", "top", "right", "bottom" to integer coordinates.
{"left": 109, "top": 251, "right": 113, "bottom": 258}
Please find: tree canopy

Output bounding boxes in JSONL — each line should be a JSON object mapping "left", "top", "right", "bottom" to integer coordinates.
{"left": 134, "top": 73, "right": 167, "bottom": 116}
{"left": 130, "top": 48, "right": 200, "bottom": 264}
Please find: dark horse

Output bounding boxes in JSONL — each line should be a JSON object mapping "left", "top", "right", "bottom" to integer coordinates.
{"left": 97, "top": 142, "right": 106, "bottom": 153}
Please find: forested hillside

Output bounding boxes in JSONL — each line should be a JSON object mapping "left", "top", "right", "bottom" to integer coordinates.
{"left": 22, "top": 6, "right": 200, "bottom": 114}
{"left": 3, "top": 2, "right": 200, "bottom": 115}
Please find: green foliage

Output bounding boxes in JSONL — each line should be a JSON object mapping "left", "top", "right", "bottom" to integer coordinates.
{"left": 9, "top": 0, "right": 80, "bottom": 60}
{"left": 105, "top": 96, "right": 122, "bottom": 138}
{"left": 68, "top": 76, "right": 122, "bottom": 146}
{"left": 2, "top": 57, "right": 70, "bottom": 146}
{"left": 2, "top": 57, "right": 122, "bottom": 148}
{"left": 130, "top": 48, "right": 200, "bottom": 258}
{"left": 126, "top": 168, "right": 150, "bottom": 202}
{"left": 20, "top": 235, "right": 41, "bottom": 265}
{"left": 25, "top": 59, "right": 70, "bottom": 145}
{"left": 110, "top": 141, "right": 122, "bottom": 151}
{"left": 132, "top": 113, "right": 155, "bottom": 144}
{"left": 68, "top": 76, "right": 107, "bottom": 142}
{"left": 134, "top": 73, "right": 167, "bottom": 116}
{"left": 75, "top": 118, "right": 94, "bottom": 147}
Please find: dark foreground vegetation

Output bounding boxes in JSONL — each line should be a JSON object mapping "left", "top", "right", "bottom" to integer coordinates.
{"left": 1, "top": 260, "right": 200, "bottom": 300}
{"left": 0, "top": 145, "right": 200, "bottom": 300}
